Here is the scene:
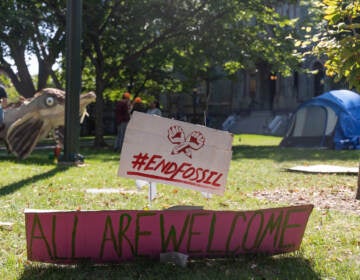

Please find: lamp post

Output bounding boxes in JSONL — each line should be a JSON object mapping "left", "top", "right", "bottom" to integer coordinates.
{"left": 62, "top": 0, "right": 83, "bottom": 163}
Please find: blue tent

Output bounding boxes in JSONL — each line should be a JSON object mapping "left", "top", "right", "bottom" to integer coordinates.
{"left": 280, "top": 89, "right": 360, "bottom": 149}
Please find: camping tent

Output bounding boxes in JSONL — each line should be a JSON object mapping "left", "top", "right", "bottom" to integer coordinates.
{"left": 280, "top": 90, "right": 360, "bottom": 149}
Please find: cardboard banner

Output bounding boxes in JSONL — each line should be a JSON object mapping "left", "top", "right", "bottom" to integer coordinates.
{"left": 25, "top": 205, "right": 313, "bottom": 263}
{"left": 118, "top": 112, "right": 233, "bottom": 195}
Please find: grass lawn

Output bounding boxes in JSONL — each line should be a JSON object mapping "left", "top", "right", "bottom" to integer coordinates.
{"left": 0, "top": 134, "right": 359, "bottom": 280}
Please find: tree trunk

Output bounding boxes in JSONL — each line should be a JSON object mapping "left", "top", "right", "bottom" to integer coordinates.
{"left": 37, "top": 60, "right": 53, "bottom": 90}
{"left": 93, "top": 87, "right": 107, "bottom": 147}
{"left": 1, "top": 59, "right": 36, "bottom": 98}
{"left": 12, "top": 46, "right": 36, "bottom": 98}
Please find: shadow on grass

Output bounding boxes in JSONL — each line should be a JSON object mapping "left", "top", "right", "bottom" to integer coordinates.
{"left": 0, "top": 166, "right": 69, "bottom": 197}
{"left": 0, "top": 145, "right": 118, "bottom": 165}
{"left": 0, "top": 150, "right": 57, "bottom": 166}
{"left": 19, "top": 255, "right": 321, "bottom": 280}
{"left": 0, "top": 146, "right": 117, "bottom": 197}
{"left": 232, "top": 145, "right": 360, "bottom": 162}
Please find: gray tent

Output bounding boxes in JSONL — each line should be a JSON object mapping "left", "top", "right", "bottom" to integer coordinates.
{"left": 280, "top": 90, "right": 360, "bottom": 149}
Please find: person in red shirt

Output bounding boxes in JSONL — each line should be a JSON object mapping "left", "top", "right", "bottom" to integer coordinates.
{"left": 114, "top": 92, "right": 131, "bottom": 152}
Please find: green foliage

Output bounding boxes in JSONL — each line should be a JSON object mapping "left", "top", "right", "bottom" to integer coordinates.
{"left": 79, "top": 0, "right": 303, "bottom": 96}
{"left": 0, "top": 1, "right": 311, "bottom": 97}
{"left": 0, "top": 0, "right": 66, "bottom": 96}
{"left": 0, "top": 76, "right": 19, "bottom": 103}
{"left": 307, "top": 0, "right": 360, "bottom": 91}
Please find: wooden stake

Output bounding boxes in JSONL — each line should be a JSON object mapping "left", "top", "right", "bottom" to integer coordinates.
{"left": 356, "top": 163, "right": 360, "bottom": 200}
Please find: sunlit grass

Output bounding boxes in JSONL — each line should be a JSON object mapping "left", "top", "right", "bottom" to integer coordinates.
{"left": 0, "top": 135, "right": 359, "bottom": 279}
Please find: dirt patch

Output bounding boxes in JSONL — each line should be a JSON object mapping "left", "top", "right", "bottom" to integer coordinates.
{"left": 251, "top": 185, "right": 360, "bottom": 215}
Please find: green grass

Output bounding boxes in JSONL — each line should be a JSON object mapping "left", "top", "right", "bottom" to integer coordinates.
{"left": 0, "top": 134, "right": 359, "bottom": 279}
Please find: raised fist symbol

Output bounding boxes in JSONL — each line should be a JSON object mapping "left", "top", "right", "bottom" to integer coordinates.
{"left": 186, "top": 131, "right": 205, "bottom": 150}
{"left": 167, "top": 126, "right": 205, "bottom": 158}
{"left": 168, "top": 125, "right": 185, "bottom": 144}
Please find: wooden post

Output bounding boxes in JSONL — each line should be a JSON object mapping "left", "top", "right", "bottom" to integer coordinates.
{"left": 356, "top": 162, "right": 360, "bottom": 200}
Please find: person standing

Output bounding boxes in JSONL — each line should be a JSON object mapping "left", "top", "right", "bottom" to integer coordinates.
{"left": 114, "top": 92, "right": 131, "bottom": 152}
{"left": 130, "top": 97, "right": 147, "bottom": 114}
{"left": 0, "top": 84, "right": 8, "bottom": 131}
{"left": 147, "top": 100, "right": 161, "bottom": 116}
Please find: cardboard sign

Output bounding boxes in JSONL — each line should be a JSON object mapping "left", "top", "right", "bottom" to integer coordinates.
{"left": 25, "top": 205, "right": 313, "bottom": 263}
{"left": 118, "top": 112, "right": 233, "bottom": 195}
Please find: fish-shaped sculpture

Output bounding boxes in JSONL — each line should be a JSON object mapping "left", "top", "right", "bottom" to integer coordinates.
{"left": 0, "top": 88, "right": 96, "bottom": 159}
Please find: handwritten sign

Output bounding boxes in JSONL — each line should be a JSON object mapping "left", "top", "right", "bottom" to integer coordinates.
{"left": 25, "top": 205, "right": 313, "bottom": 263}
{"left": 118, "top": 112, "right": 233, "bottom": 195}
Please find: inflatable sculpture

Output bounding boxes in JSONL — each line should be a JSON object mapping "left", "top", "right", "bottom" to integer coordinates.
{"left": 0, "top": 88, "right": 96, "bottom": 159}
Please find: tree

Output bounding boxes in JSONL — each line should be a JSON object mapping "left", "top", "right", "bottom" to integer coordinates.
{"left": 0, "top": 1, "right": 37, "bottom": 97}
{"left": 305, "top": 0, "right": 360, "bottom": 200}
{"left": 171, "top": 0, "right": 300, "bottom": 118}
{"left": 308, "top": 0, "right": 360, "bottom": 91}
{"left": 0, "top": 1, "right": 65, "bottom": 98}
{"left": 80, "top": 0, "right": 244, "bottom": 146}
{"left": 1, "top": 0, "right": 302, "bottom": 146}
